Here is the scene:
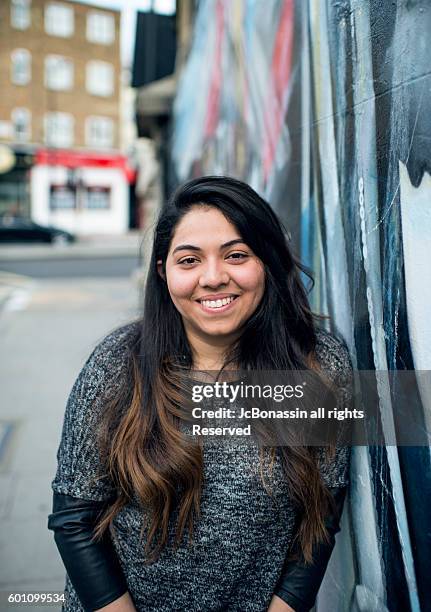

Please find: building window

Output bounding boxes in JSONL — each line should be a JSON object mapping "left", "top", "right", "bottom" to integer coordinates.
{"left": 11, "top": 108, "right": 31, "bottom": 142}
{"left": 85, "top": 116, "right": 114, "bottom": 149}
{"left": 45, "top": 55, "right": 74, "bottom": 91}
{"left": 86, "top": 61, "right": 114, "bottom": 97}
{"left": 11, "top": 0, "right": 31, "bottom": 30}
{"left": 44, "top": 112, "right": 74, "bottom": 147}
{"left": 86, "top": 12, "right": 115, "bottom": 45}
{"left": 11, "top": 49, "right": 31, "bottom": 85}
{"left": 45, "top": 2, "right": 74, "bottom": 38}
{"left": 85, "top": 187, "right": 111, "bottom": 210}
{"left": 50, "top": 185, "right": 76, "bottom": 210}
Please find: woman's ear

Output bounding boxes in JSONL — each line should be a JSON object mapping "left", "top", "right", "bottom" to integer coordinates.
{"left": 157, "top": 259, "right": 166, "bottom": 281}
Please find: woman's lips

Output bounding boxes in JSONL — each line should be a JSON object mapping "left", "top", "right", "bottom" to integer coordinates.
{"left": 197, "top": 296, "right": 239, "bottom": 314}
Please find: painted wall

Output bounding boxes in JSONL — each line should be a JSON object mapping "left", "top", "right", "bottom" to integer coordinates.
{"left": 171, "top": 1, "right": 431, "bottom": 610}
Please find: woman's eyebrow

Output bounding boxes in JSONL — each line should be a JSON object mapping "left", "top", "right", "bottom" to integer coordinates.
{"left": 172, "top": 239, "right": 246, "bottom": 255}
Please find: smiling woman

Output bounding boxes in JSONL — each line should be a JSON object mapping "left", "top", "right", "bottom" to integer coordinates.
{"left": 48, "top": 176, "right": 353, "bottom": 612}
{"left": 158, "top": 205, "right": 265, "bottom": 368}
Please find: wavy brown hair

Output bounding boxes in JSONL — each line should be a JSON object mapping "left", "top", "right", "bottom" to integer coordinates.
{"left": 94, "top": 176, "right": 338, "bottom": 564}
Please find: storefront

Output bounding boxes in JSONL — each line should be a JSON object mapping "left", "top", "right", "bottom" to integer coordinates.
{"left": 31, "top": 149, "right": 136, "bottom": 235}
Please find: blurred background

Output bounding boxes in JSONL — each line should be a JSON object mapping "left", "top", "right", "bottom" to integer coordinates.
{"left": 0, "top": 0, "right": 430, "bottom": 611}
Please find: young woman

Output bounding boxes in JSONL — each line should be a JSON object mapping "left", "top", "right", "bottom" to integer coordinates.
{"left": 48, "top": 176, "right": 352, "bottom": 612}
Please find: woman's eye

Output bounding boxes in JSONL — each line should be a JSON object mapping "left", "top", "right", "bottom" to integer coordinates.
{"left": 227, "top": 252, "right": 247, "bottom": 260}
{"left": 178, "top": 253, "right": 247, "bottom": 265}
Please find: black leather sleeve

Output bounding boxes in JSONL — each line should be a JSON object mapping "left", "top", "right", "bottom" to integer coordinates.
{"left": 47, "top": 492, "right": 129, "bottom": 612}
{"left": 273, "top": 487, "right": 347, "bottom": 612}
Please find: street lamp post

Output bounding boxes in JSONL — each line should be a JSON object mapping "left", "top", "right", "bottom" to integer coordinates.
{"left": 66, "top": 167, "right": 85, "bottom": 235}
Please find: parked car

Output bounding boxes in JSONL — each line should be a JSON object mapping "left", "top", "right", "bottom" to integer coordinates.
{"left": 0, "top": 216, "right": 75, "bottom": 244}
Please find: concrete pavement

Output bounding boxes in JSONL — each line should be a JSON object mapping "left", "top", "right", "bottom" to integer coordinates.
{"left": 0, "top": 231, "right": 145, "bottom": 261}
{"left": 0, "top": 230, "right": 149, "bottom": 283}
{"left": 0, "top": 274, "right": 141, "bottom": 611}
{"left": 0, "top": 271, "right": 36, "bottom": 313}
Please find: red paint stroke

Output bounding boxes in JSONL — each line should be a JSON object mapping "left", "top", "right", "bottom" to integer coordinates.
{"left": 263, "top": 0, "right": 294, "bottom": 181}
{"left": 204, "top": 0, "right": 225, "bottom": 138}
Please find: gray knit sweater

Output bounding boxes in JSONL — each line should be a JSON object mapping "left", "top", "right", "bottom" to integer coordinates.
{"left": 51, "top": 322, "right": 352, "bottom": 612}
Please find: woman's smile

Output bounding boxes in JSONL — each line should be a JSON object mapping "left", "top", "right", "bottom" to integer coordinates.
{"left": 159, "top": 205, "right": 265, "bottom": 346}
{"left": 196, "top": 293, "right": 239, "bottom": 313}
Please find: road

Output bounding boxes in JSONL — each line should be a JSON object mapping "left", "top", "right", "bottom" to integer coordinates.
{"left": 0, "top": 273, "right": 141, "bottom": 611}
{"left": 0, "top": 233, "right": 144, "bottom": 279}
{"left": 0, "top": 256, "right": 140, "bottom": 278}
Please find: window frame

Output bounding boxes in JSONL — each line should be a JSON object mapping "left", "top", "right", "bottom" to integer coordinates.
{"left": 44, "top": 112, "right": 75, "bottom": 148}
{"left": 44, "top": 2, "right": 74, "bottom": 38}
{"left": 11, "top": 107, "right": 32, "bottom": 142}
{"left": 11, "top": 49, "right": 31, "bottom": 86}
{"left": 86, "top": 11, "right": 115, "bottom": 45}
{"left": 85, "top": 61, "right": 114, "bottom": 98}
{"left": 85, "top": 115, "right": 115, "bottom": 149}
{"left": 44, "top": 55, "right": 74, "bottom": 91}
{"left": 10, "top": 0, "right": 31, "bottom": 30}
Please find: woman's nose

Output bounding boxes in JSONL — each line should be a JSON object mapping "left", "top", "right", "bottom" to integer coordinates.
{"left": 198, "top": 262, "right": 229, "bottom": 287}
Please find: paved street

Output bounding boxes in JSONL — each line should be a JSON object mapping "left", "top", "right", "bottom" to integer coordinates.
{"left": 0, "top": 231, "right": 147, "bottom": 278}
{"left": 0, "top": 255, "right": 141, "bottom": 278}
{"left": 0, "top": 274, "right": 141, "bottom": 611}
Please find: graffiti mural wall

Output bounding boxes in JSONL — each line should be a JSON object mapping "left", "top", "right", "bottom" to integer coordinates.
{"left": 171, "top": 0, "right": 431, "bottom": 610}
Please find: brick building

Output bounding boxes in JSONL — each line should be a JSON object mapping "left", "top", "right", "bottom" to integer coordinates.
{"left": 0, "top": 0, "right": 133, "bottom": 235}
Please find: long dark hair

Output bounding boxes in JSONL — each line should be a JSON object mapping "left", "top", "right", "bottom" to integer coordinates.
{"left": 95, "top": 176, "right": 333, "bottom": 563}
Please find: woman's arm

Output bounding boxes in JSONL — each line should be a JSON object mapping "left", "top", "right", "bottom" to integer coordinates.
{"left": 269, "top": 333, "right": 353, "bottom": 611}
{"left": 268, "top": 486, "right": 347, "bottom": 612}
{"left": 48, "top": 325, "right": 139, "bottom": 610}
{"left": 48, "top": 492, "right": 135, "bottom": 612}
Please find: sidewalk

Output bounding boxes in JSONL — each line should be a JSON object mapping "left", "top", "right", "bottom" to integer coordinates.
{"left": 0, "top": 271, "right": 35, "bottom": 312}
{"left": 0, "top": 231, "right": 145, "bottom": 261}
{"left": 0, "top": 276, "right": 140, "bottom": 611}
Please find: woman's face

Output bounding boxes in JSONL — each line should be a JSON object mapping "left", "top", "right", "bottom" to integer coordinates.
{"left": 159, "top": 205, "right": 265, "bottom": 346}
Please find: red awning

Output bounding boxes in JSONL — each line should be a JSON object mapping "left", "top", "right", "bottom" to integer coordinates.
{"left": 35, "top": 149, "right": 137, "bottom": 183}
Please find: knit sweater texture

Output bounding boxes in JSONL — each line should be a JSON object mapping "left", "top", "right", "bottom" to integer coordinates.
{"left": 51, "top": 321, "right": 352, "bottom": 612}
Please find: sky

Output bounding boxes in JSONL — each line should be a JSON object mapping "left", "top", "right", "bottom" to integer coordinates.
{"left": 70, "top": 0, "right": 176, "bottom": 67}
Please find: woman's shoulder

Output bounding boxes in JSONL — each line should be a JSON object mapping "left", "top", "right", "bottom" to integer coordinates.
{"left": 66, "top": 320, "right": 141, "bottom": 411}
{"left": 78, "top": 319, "right": 141, "bottom": 386}
{"left": 90, "top": 319, "right": 141, "bottom": 361}
{"left": 314, "top": 327, "right": 353, "bottom": 385}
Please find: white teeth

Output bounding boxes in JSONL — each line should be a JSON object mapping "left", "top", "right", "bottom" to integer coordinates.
{"left": 201, "top": 296, "right": 236, "bottom": 309}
